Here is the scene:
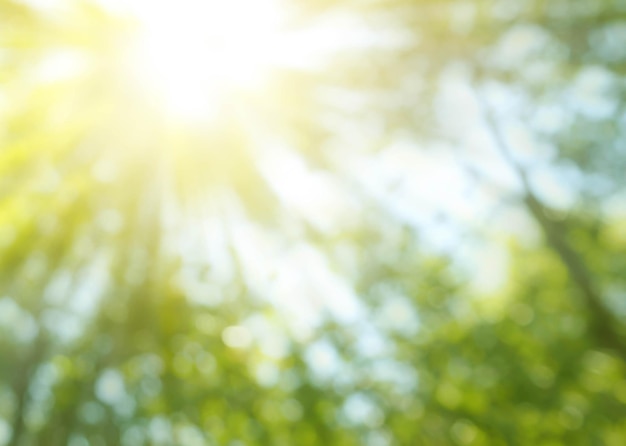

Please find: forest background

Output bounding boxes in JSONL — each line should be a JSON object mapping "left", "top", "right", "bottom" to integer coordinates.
{"left": 1, "top": 0, "right": 626, "bottom": 444}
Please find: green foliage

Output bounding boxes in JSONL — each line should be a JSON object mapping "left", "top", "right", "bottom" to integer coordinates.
{"left": 1, "top": 0, "right": 626, "bottom": 445}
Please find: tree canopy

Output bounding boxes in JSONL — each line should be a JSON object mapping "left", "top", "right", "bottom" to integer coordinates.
{"left": 1, "top": 0, "right": 626, "bottom": 444}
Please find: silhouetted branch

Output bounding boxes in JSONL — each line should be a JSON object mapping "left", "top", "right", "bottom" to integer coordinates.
{"left": 471, "top": 79, "right": 626, "bottom": 361}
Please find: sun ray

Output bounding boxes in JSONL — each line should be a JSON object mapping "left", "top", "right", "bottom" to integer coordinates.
{"left": 123, "top": 0, "right": 289, "bottom": 122}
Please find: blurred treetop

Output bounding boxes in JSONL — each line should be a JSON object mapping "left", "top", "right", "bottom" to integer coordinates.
{"left": 1, "top": 0, "right": 626, "bottom": 445}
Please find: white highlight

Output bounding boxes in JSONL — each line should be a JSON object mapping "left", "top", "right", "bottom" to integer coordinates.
{"left": 127, "top": 0, "right": 287, "bottom": 121}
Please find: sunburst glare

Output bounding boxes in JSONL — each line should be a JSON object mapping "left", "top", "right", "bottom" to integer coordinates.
{"left": 125, "top": 0, "right": 290, "bottom": 121}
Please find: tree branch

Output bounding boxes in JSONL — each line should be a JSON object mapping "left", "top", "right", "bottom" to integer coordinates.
{"left": 471, "top": 80, "right": 626, "bottom": 360}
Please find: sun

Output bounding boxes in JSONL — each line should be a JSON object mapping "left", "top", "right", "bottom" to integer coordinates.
{"left": 125, "top": 0, "right": 289, "bottom": 122}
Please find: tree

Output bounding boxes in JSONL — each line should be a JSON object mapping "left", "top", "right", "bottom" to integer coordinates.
{"left": 1, "top": 0, "right": 626, "bottom": 444}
